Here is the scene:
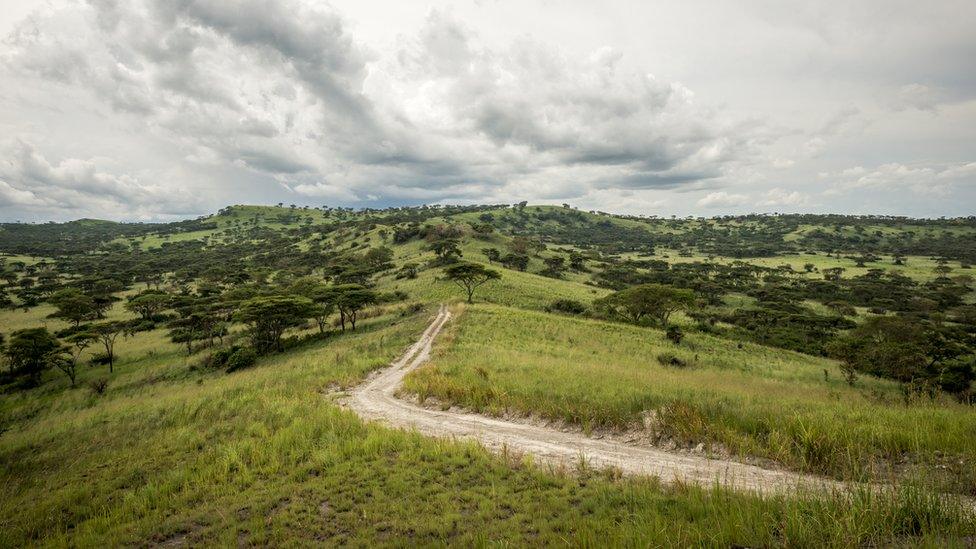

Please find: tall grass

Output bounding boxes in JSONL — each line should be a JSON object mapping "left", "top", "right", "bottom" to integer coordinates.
{"left": 404, "top": 304, "right": 976, "bottom": 489}
{"left": 1, "top": 304, "right": 974, "bottom": 544}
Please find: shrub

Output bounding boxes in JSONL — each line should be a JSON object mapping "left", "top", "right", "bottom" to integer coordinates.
{"left": 826, "top": 301, "right": 857, "bottom": 316}
{"left": 546, "top": 299, "right": 587, "bottom": 315}
{"left": 666, "top": 326, "right": 684, "bottom": 345}
{"left": 656, "top": 352, "right": 687, "bottom": 368}
{"left": 88, "top": 378, "right": 108, "bottom": 396}
{"left": 400, "top": 302, "right": 425, "bottom": 316}
{"left": 226, "top": 348, "right": 258, "bottom": 372}
{"left": 840, "top": 363, "right": 858, "bottom": 386}
{"left": 89, "top": 352, "right": 112, "bottom": 366}
{"left": 207, "top": 346, "right": 237, "bottom": 369}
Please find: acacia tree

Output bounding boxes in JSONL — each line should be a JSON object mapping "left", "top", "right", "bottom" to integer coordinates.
{"left": 168, "top": 311, "right": 220, "bottom": 355}
{"left": 90, "top": 321, "right": 128, "bottom": 373}
{"left": 50, "top": 332, "right": 95, "bottom": 387}
{"left": 430, "top": 238, "right": 462, "bottom": 263}
{"left": 235, "top": 295, "right": 317, "bottom": 352}
{"left": 542, "top": 256, "right": 566, "bottom": 278}
{"left": 125, "top": 291, "right": 170, "bottom": 320}
{"left": 444, "top": 262, "right": 501, "bottom": 304}
{"left": 49, "top": 288, "right": 97, "bottom": 326}
{"left": 288, "top": 277, "right": 337, "bottom": 334}
{"left": 4, "top": 327, "right": 60, "bottom": 385}
{"left": 332, "top": 286, "right": 377, "bottom": 331}
{"left": 595, "top": 283, "right": 695, "bottom": 329}
{"left": 482, "top": 248, "right": 501, "bottom": 263}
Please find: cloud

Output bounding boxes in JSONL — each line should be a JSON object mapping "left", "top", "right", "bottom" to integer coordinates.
{"left": 1, "top": 1, "right": 972, "bottom": 220}
{"left": 0, "top": 140, "right": 202, "bottom": 219}
{"left": 826, "top": 161, "right": 976, "bottom": 196}
{"left": 757, "top": 187, "right": 809, "bottom": 207}
{"left": 697, "top": 191, "right": 748, "bottom": 208}
{"left": 0, "top": 2, "right": 753, "bottom": 217}
{"left": 891, "top": 83, "right": 946, "bottom": 112}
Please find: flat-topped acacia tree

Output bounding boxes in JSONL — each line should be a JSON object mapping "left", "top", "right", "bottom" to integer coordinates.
{"left": 443, "top": 262, "right": 501, "bottom": 304}
{"left": 235, "top": 295, "right": 317, "bottom": 352}
{"left": 595, "top": 283, "right": 695, "bottom": 329}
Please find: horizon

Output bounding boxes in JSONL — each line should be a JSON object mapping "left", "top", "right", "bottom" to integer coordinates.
{"left": 3, "top": 202, "right": 976, "bottom": 226}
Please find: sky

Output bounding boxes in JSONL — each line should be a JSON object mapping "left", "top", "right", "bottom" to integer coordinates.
{"left": 0, "top": 0, "right": 974, "bottom": 222}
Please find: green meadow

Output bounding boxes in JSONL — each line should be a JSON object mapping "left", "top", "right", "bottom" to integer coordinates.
{"left": 404, "top": 304, "right": 976, "bottom": 490}
{"left": 1, "top": 305, "right": 973, "bottom": 546}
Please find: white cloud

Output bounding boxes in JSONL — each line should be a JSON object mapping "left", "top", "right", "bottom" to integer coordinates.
{"left": 0, "top": 140, "right": 202, "bottom": 219}
{"left": 826, "top": 161, "right": 976, "bottom": 196}
{"left": 696, "top": 191, "right": 748, "bottom": 208}
{"left": 891, "top": 83, "right": 945, "bottom": 112}
{"left": 757, "top": 187, "right": 809, "bottom": 207}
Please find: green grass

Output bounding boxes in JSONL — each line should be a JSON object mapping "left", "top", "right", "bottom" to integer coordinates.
{"left": 2, "top": 305, "right": 973, "bottom": 546}
{"left": 404, "top": 304, "right": 976, "bottom": 490}
{"left": 376, "top": 236, "right": 609, "bottom": 310}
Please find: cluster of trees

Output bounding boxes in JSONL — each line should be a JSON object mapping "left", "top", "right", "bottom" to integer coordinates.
{"left": 594, "top": 284, "right": 695, "bottom": 329}
{"left": 3, "top": 202, "right": 975, "bottom": 402}
{"left": 2, "top": 321, "right": 128, "bottom": 388}
{"left": 829, "top": 316, "right": 975, "bottom": 400}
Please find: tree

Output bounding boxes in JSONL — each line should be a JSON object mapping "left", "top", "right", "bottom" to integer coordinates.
{"left": 508, "top": 236, "right": 532, "bottom": 255}
{"left": 50, "top": 332, "right": 95, "bottom": 387}
{"left": 5, "top": 328, "right": 60, "bottom": 385}
{"left": 125, "top": 291, "right": 170, "bottom": 320}
{"left": 395, "top": 263, "right": 419, "bottom": 280}
{"left": 822, "top": 267, "right": 845, "bottom": 281}
{"left": 168, "top": 311, "right": 221, "bottom": 355}
{"left": 329, "top": 285, "right": 377, "bottom": 331}
{"left": 482, "top": 248, "right": 501, "bottom": 264}
{"left": 90, "top": 321, "right": 128, "bottom": 373}
{"left": 443, "top": 262, "right": 501, "bottom": 304}
{"left": 288, "top": 277, "right": 338, "bottom": 334}
{"left": 501, "top": 253, "right": 529, "bottom": 272}
{"left": 542, "top": 256, "right": 566, "bottom": 278}
{"left": 568, "top": 251, "right": 587, "bottom": 272}
{"left": 235, "top": 295, "right": 317, "bottom": 352}
{"left": 595, "top": 284, "right": 695, "bottom": 329}
{"left": 88, "top": 278, "right": 124, "bottom": 318}
{"left": 828, "top": 316, "right": 975, "bottom": 397}
{"left": 363, "top": 246, "right": 394, "bottom": 270}
{"left": 49, "top": 288, "right": 97, "bottom": 326}
{"left": 430, "top": 238, "right": 462, "bottom": 263}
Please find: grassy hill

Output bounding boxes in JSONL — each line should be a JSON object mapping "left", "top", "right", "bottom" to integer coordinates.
{"left": 404, "top": 304, "right": 976, "bottom": 490}
{"left": 1, "top": 203, "right": 974, "bottom": 545}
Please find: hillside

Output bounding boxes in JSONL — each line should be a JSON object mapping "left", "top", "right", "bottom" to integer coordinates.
{"left": 1, "top": 203, "right": 974, "bottom": 546}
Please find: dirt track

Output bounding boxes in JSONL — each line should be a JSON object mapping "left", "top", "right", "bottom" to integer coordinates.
{"left": 342, "top": 305, "right": 853, "bottom": 495}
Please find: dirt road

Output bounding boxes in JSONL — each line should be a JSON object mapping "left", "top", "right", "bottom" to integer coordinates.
{"left": 342, "top": 305, "right": 851, "bottom": 495}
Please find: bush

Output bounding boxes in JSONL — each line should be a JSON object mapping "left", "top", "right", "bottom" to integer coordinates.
{"left": 89, "top": 352, "right": 112, "bottom": 366}
{"left": 546, "top": 299, "right": 587, "bottom": 315}
{"left": 656, "top": 352, "right": 687, "bottom": 368}
{"left": 207, "top": 346, "right": 237, "bottom": 369}
{"left": 88, "top": 378, "right": 108, "bottom": 396}
{"left": 826, "top": 301, "right": 857, "bottom": 316}
{"left": 400, "top": 302, "right": 425, "bottom": 316}
{"left": 127, "top": 319, "right": 159, "bottom": 333}
{"left": 666, "top": 326, "right": 684, "bottom": 345}
{"left": 226, "top": 348, "right": 258, "bottom": 372}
